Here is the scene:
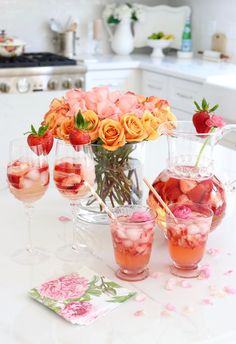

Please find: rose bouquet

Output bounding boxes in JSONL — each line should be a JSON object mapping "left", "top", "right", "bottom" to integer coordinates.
{"left": 42, "top": 86, "right": 175, "bottom": 221}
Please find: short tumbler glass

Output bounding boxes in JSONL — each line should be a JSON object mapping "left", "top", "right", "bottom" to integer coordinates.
{"left": 166, "top": 202, "right": 213, "bottom": 278}
{"left": 110, "top": 205, "right": 156, "bottom": 281}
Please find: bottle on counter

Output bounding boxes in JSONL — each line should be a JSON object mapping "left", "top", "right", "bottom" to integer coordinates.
{"left": 181, "top": 17, "right": 192, "bottom": 52}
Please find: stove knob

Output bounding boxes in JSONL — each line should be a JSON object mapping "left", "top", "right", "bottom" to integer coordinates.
{"left": 47, "top": 79, "right": 58, "bottom": 90}
{"left": 62, "top": 78, "right": 72, "bottom": 89}
{"left": 16, "top": 78, "right": 30, "bottom": 93}
{"left": 0, "top": 82, "right": 10, "bottom": 93}
{"left": 74, "top": 78, "right": 83, "bottom": 89}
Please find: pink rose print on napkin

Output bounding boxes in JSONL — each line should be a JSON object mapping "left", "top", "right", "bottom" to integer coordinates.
{"left": 59, "top": 301, "right": 93, "bottom": 322}
{"left": 39, "top": 274, "right": 88, "bottom": 300}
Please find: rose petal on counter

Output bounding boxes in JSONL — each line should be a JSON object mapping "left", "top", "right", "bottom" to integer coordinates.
{"left": 201, "top": 298, "right": 213, "bottom": 305}
{"left": 180, "top": 280, "right": 192, "bottom": 289}
{"left": 58, "top": 216, "right": 72, "bottom": 223}
{"left": 135, "top": 293, "right": 146, "bottom": 302}
{"left": 134, "top": 309, "right": 145, "bottom": 317}
{"left": 207, "top": 248, "right": 220, "bottom": 256}
{"left": 224, "top": 286, "right": 236, "bottom": 295}
{"left": 165, "top": 303, "right": 176, "bottom": 312}
{"left": 198, "top": 265, "right": 211, "bottom": 279}
{"left": 150, "top": 271, "right": 162, "bottom": 279}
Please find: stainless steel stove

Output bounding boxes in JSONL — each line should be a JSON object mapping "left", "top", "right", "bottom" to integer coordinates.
{"left": 0, "top": 52, "right": 85, "bottom": 94}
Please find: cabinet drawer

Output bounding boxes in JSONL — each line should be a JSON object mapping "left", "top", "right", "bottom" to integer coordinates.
{"left": 142, "top": 71, "right": 168, "bottom": 98}
{"left": 169, "top": 77, "right": 202, "bottom": 113}
{"left": 85, "top": 70, "right": 140, "bottom": 93}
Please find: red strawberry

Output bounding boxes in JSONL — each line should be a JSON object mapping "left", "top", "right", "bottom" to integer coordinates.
{"left": 193, "top": 99, "right": 219, "bottom": 134}
{"left": 69, "top": 111, "right": 91, "bottom": 150}
{"left": 26, "top": 124, "right": 54, "bottom": 155}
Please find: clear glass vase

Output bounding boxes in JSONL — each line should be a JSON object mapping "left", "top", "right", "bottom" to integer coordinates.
{"left": 77, "top": 142, "right": 145, "bottom": 224}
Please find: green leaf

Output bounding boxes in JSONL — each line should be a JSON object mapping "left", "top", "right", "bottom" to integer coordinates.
{"left": 105, "top": 282, "right": 121, "bottom": 289}
{"left": 87, "top": 289, "right": 102, "bottom": 296}
{"left": 29, "top": 288, "right": 42, "bottom": 300}
{"left": 194, "top": 100, "right": 201, "bottom": 111}
{"left": 31, "top": 125, "right": 37, "bottom": 136}
{"left": 201, "top": 98, "right": 209, "bottom": 111}
{"left": 209, "top": 104, "right": 219, "bottom": 113}
{"left": 106, "top": 292, "right": 136, "bottom": 303}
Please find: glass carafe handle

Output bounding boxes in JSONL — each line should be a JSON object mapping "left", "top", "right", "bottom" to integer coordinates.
{"left": 215, "top": 124, "right": 236, "bottom": 145}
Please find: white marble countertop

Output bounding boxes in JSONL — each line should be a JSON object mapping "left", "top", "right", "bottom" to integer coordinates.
{"left": 78, "top": 54, "right": 236, "bottom": 85}
{"left": 1, "top": 139, "right": 236, "bottom": 344}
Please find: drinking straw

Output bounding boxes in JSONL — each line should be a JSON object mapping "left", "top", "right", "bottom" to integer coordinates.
{"left": 84, "top": 181, "right": 116, "bottom": 220}
{"left": 143, "top": 176, "right": 178, "bottom": 223}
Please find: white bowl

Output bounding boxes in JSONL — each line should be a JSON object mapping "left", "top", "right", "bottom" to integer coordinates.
{"left": 147, "top": 39, "right": 174, "bottom": 57}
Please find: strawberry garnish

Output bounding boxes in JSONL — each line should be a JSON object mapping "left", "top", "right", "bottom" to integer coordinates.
{"left": 69, "top": 111, "right": 92, "bottom": 150}
{"left": 26, "top": 123, "right": 54, "bottom": 155}
{"left": 193, "top": 98, "right": 219, "bottom": 134}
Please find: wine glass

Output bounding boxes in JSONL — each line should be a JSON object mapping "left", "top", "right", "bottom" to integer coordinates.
{"left": 7, "top": 137, "right": 50, "bottom": 264}
{"left": 53, "top": 139, "right": 95, "bottom": 261}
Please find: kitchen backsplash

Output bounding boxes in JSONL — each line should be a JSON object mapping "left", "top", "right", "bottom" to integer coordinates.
{"left": 170, "top": 0, "right": 236, "bottom": 62}
{"left": 2, "top": 0, "right": 236, "bottom": 61}
{"left": 0, "top": 0, "right": 164, "bottom": 56}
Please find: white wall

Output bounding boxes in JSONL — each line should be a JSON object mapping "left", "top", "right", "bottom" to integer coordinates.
{"left": 169, "top": 0, "right": 236, "bottom": 62}
{"left": 0, "top": 0, "right": 167, "bottom": 55}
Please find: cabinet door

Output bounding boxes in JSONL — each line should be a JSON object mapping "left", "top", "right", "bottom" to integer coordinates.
{"left": 85, "top": 69, "right": 140, "bottom": 93}
{"left": 142, "top": 71, "right": 168, "bottom": 98}
{"left": 168, "top": 77, "right": 202, "bottom": 113}
{"left": 171, "top": 107, "right": 192, "bottom": 120}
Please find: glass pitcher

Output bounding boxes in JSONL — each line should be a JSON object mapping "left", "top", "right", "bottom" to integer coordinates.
{"left": 147, "top": 121, "right": 236, "bottom": 231}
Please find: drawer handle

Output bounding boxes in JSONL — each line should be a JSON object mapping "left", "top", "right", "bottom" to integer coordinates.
{"left": 147, "top": 84, "right": 162, "bottom": 91}
{"left": 176, "top": 92, "right": 193, "bottom": 100}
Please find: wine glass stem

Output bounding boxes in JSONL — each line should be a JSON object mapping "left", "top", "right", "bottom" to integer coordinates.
{"left": 24, "top": 203, "right": 34, "bottom": 254}
{"left": 70, "top": 201, "right": 87, "bottom": 251}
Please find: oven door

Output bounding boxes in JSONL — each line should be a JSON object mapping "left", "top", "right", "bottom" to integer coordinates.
{"left": 0, "top": 90, "right": 66, "bottom": 189}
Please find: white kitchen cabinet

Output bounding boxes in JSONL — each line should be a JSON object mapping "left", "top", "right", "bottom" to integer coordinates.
{"left": 84, "top": 69, "right": 141, "bottom": 93}
{"left": 142, "top": 71, "right": 168, "bottom": 98}
{"left": 142, "top": 70, "right": 202, "bottom": 114}
{"left": 168, "top": 77, "right": 202, "bottom": 113}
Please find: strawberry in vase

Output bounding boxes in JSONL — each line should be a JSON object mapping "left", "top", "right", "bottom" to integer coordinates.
{"left": 147, "top": 99, "right": 236, "bottom": 232}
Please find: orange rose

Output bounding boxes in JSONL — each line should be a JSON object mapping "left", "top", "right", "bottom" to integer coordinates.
{"left": 99, "top": 119, "right": 126, "bottom": 151}
{"left": 82, "top": 110, "right": 100, "bottom": 141}
{"left": 120, "top": 113, "right": 148, "bottom": 142}
{"left": 56, "top": 117, "right": 74, "bottom": 142}
{"left": 43, "top": 98, "right": 70, "bottom": 137}
{"left": 141, "top": 110, "right": 159, "bottom": 140}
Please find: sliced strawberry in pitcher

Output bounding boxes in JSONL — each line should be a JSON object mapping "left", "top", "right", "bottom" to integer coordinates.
{"left": 187, "top": 183, "right": 206, "bottom": 203}
{"left": 179, "top": 179, "right": 197, "bottom": 194}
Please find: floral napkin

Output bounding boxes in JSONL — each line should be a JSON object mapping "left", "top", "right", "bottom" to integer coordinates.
{"left": 29, "top": 266, "right": 136, "bottom": 325}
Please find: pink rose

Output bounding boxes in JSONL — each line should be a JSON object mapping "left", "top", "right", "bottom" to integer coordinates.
{"left": 39, "top": 274, "right": 88, "bottom": 300}
{"left": 65, "top": 89, "right": 87, "bottom": 114}
{"left": 59, "top": 301, "right": 92, "bottom": 321}
{"left": 116, "top": 93, "right": 139, "bottom": 114}
{"left": 172, "top": 205, "right": 192, "bottom": 219}
{"left": 206, "top": 115, "right": 225, "bottom": 128}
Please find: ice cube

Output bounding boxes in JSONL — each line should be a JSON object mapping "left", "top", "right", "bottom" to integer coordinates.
{"left": 25, "top": 169, "right": 40, "bottom": 181}
{"left": 187, "top": 224, "right": 199, "bottom": 235}
{"left": 117, "top": 229, "right": 128, "bottom": 240}
{"left": 123, "top": 239, "right": 133, "bottom": 248}
{"left": 22, "top": 178, "right": 34, "bottom": 189}
{"left": 126, "top": 228, "right": 141, "bottom": 241}
{"left": 40, "top": 171, "right": 49, "bottom": 185}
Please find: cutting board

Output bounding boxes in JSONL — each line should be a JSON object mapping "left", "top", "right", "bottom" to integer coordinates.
{"left": 212, "top": 33, "right": 227, "bottom": 54}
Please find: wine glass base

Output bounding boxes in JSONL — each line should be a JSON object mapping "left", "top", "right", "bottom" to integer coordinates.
{"left": 115, "top": 268, "right": 149, "bottom": 282}
{"left": 56, "top": 244, "right": 90, "bottom": 262}
{"left": 12, "top": 247, "right": 50, "bottom": 265}
{"left": 169, "top": 264, "right": 200, "bottom": 278}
